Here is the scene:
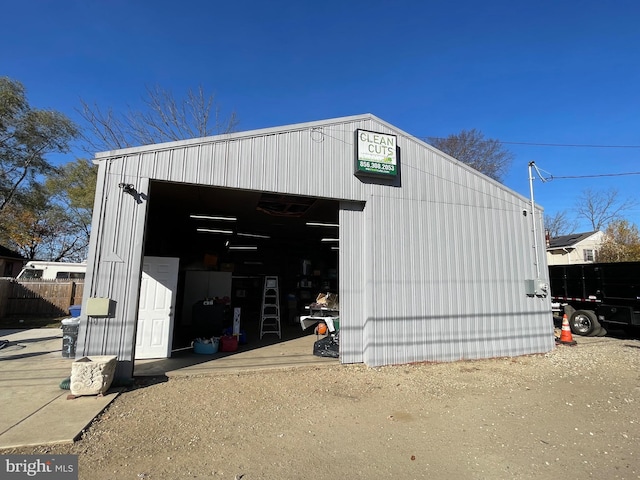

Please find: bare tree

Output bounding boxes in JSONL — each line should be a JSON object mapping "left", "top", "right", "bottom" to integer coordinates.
{"left": 78, "top": 85, "right": 239, "bottom": 151}
{"left": 544, "top": 210, "right": 578, "bottom": 238}
{"left": 574, "top": 188, "right": 638, "bottom": 231}
{"left": 427, "top": 129, "right": 514, "bottom": 182}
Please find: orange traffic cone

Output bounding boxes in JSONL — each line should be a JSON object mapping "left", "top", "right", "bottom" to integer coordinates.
{"left": 558, "top": 314, "right": 576, "bottom": 345}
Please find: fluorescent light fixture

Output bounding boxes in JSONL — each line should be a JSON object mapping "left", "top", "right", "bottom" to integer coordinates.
{"left": 237, "top": 232, "right": 271, "bottom": 239}
{"left": 306, "top": 222, "right": 339, "bottom": 227}
{"left": 229, "top": 246, "right": 258, "bottom": 250}
{"left": 321, "top": 238, "right": 339, "bottom": 242}
{"left": 190, "top": 214, "right": 237, "bottom": 221}
{"left": 197, "top": 228, "right": 234, "bottom": 234}
{"left": 331, "top": 246, "right": 339, "bottom": 250}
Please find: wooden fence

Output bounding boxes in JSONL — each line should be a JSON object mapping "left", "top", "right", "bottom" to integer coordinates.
{"left": 0, "top": 278, "right": 84, "bottom": 318}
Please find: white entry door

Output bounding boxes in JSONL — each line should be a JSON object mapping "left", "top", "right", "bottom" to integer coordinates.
{"left": 135, "top": 256, "right": 180, "bottom": 359}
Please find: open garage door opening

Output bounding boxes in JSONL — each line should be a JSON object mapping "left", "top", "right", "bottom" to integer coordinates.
{"left": 143, "top": 180, "right": 340, "bottom": 353}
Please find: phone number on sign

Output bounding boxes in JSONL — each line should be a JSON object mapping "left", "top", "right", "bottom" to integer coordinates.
{"left": 359, "top": 161, "right": 394, "bottom": 171}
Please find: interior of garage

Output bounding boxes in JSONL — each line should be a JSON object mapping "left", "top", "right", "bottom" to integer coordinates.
{"left": 143, "top": 180, "right": 340, "bottom": 352}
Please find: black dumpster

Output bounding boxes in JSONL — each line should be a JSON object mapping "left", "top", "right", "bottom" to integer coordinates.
{"left": 61, "top": 318, "right": 80, "bottom": 358}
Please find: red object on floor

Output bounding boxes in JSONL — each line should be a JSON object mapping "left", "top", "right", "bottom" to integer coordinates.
{"left": 219, "top": 335, "right": 238, "bottom": 352}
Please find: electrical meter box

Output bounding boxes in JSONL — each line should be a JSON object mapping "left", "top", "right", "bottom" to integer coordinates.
{"left": 85, "top": 297, "right": 113, "bottom": 316}
{"left": 525, "top": 279, "right": 549, "bottom": 297}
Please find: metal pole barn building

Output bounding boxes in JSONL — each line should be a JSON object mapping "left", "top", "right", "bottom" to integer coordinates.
{"left": 76, "top": 114, "right": 554, "bottom": 380}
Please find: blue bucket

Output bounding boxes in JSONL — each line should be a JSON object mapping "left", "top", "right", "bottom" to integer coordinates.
{"left": 193, "top": 338, "right": 219, "bottom": 354}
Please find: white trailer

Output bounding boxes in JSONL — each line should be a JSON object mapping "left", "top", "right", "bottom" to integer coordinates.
{"left": 16, "top": 261, "right": 86, "bottom": 280}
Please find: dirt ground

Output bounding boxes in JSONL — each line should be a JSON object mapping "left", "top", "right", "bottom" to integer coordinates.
{"left": 5, "top": 332, "right": 640, "bottom": 480}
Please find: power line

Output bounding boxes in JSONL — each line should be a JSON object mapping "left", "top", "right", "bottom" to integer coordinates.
{"left": 528, "top": 161, "right": 640, "bottom": 182}
{"left": 550, "top": 172, "right": 640, "bottom": 179}
{"left": 502, "top": 141, "right": 640, "bottom": 148}
{"left": 422, "top": 136, "right": 640, "bottom": 149}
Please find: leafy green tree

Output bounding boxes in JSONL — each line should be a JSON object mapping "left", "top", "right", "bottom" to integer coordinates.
{"left": 0, "top": 179, "right": 90, "bottom": 262}
{"left": 427, "top": 129, "right": 514, "bottom": 182}
{"left": 0, "top": 77, "right": 79, "bottom": 215}
{"left": 597, "top": 219, "right": 640, "bottom": 262}
{"left": 1, "top": 185, "right": 55, "bottom": 260}
{"left": 44, "top": 158, "right": 97, "bottom": 260}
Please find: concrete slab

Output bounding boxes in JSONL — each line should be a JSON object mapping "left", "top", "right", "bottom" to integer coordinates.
{"left": 0, "top": 390, "right": 119, "bottom": 449}
{"left": 0, "top": 328, "right": 121, "bottom": 450}
{"left": 0, "top": 327, "right": 336, "bottom": 449}
{"left": 135, "top": 333, "right": 338, "bottom": 377}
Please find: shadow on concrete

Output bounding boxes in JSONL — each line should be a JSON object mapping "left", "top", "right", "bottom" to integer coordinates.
{"left": 0, "top": 348, "right": 59, "bottom": 362}
{"left": 134, "top": 321, "right": 335, "bottom": 378}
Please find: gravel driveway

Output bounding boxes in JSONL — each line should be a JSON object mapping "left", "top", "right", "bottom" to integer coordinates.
{"left": 4, "top": 332, "right": 640, "bottom": 480}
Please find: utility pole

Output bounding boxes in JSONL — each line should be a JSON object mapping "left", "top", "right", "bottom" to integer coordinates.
{"left": 528, "top": 161, "right": 540, "bottom": 279}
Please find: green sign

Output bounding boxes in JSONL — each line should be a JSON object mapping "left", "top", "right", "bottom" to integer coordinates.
{"left": 355, "top": 129, "right": 397, "bottom": 176}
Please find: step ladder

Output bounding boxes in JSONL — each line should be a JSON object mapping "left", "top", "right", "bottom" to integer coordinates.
{"left": 260, "top": 276, "right": 281, "bottom": 339}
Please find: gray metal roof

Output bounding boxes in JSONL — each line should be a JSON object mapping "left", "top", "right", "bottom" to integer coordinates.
{"left": 94, "top": 113, "right": 378, "bottom": 159}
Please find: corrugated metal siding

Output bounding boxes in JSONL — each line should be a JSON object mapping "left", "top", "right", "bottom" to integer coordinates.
{"left": 361, "top": 182, "right": 553, "bottom": 367}
{"left": 83, "top": 114, "right": 554, "bottom": 377}
{"left": 77, "top": 159, "right": 151, "bottom": 377}
{"left": 116, "top": 118, "right": 393, "bottom": 201}
{"left": 338, "top": 201, "right": 366, "bottom": 364}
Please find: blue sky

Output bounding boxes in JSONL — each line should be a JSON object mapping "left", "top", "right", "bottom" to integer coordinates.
{"left": 2, "top": 0, "right": 639, "bottom": 232}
